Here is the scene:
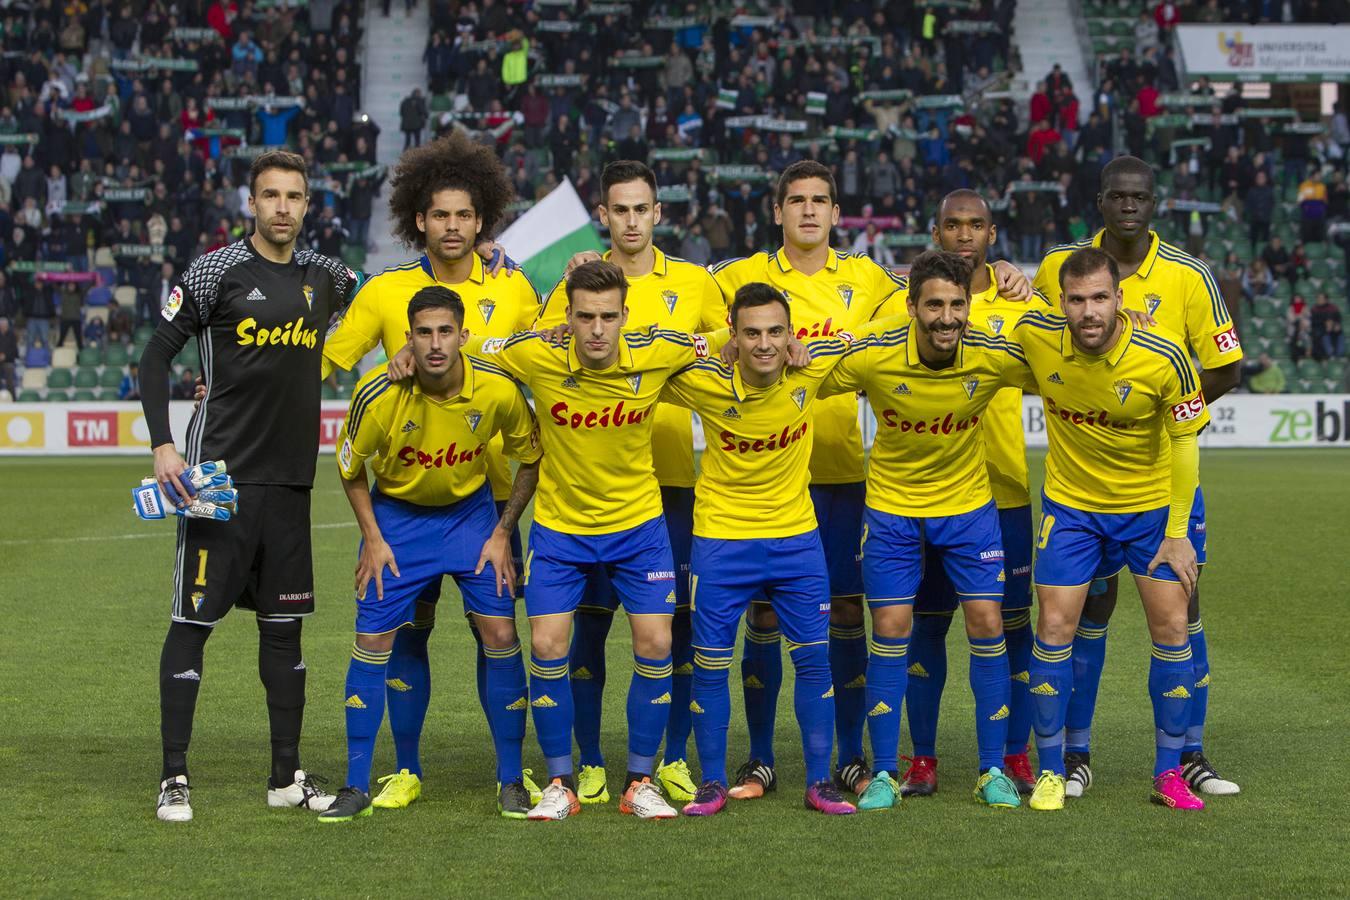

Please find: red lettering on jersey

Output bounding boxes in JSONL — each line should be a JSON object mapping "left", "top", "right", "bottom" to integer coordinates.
{"left": 398, "top": 441, "right": 485, "bottom": 469}
{"left": 1170, "top": 397, "right": 1206, "bottom": 422}
{"left": 1045, "top": 397, "right": 1136, "bottom": 430}
{"left": 549, "top": 400, "right": 652, "bottom": 429}
{"left": 718, "top": 422, "right": 809, "bottom": 453}
{"left": 1213, "top": 325, "right": 1241, "bottom": 354}
{"left": 795, "top": 318, "right": 835, "bottom": 339}
{"left": 880, "top": 409, "right": 980, "bottom": 434}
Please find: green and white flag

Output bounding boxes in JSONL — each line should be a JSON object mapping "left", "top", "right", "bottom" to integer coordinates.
{"left": 717, "top": 88, "right": 738, "bottom": 110}
{"left": 805, "top": 92, "right": 827, "bottom": 115}
{"left": 497, "top": 178, "right": 604, "bottom": 292}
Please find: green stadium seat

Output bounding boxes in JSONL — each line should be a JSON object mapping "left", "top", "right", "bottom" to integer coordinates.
{"left": 335, "top": 367, "right": 359, "bottom": 386}
{"left": 71, "top": 389, "right": 97, "bottom": 402}
{"left": 17, "top": 389, "right": 41, "bottom": 402}
{"left": 1322, "top": 378, "right": 1342, "bottom": 393}
{"left": 1304, "top": 242, "right": 1329, "bottom": 261}
{"left": 1273, "top": 281, "right": 1293, "bottom": 300}
{"left": 77, "top": 347, "right": 102, "bottom": 367}
{"left": 321, "top": 383, "right": 338, "bottom": 400}
{"left": 97, "top": 389, "right": 122, "bottom": 401}
{"left": 74, "top": 367, "right": 100, "bottom": 389}
{"left": 134, "top": 324, "right": 156, "bottom": 344}
{"left": 342, "top": 245, "right": 367, "bottom": 271}
{"left": 1259, "top": 319, "right": 1286, "bottom": 341}
{"left": 46, "top": 368, "right": 74, "bottom": 389}
{"left": 99, "top": 369, "right": 124, "bottom": 389}
{"left": 1325, "top": 358, "right": 1346, "bottom": 383}
{"left": 104, "top": 344, "right": 130, "bottom": 367}
{"left": 1296, "top": 359, "right": 1324, "bottom": 380}
{"left": 45, "top": 389, "right": 70, "bottom": 402}
{"left": 336, "top": 383, "right": 353, "bottom": 400}
{"left": 176, "top": 343, "right": 201, "bottom": 369}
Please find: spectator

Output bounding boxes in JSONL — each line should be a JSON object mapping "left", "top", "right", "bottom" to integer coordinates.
{"left": 171, "top": 367, "right": 197, "bottom": 401}
{"left": 118, "top": 361, "right": 141, "bottom": 401}
{"left": 1289, "top": 311, "right": 1313, "bottom": 362}
{"left": 850, "top": 222, "right": 897, "bottom": 267}
{"left": 1242, "top": 257, "right": 1275, "bottom": 305}
{"left": 56, "top": 283, "right": 82, "bottom": 350}
{"left": 400, "top": 88, "right": 428, "bottom": 150}
{"left": 1263, "top": 236, "right": 1291, "bottom": 284}
{"left": 1243, "top": 353, "right": 1286, "bottom": 394}
{"left": 0, "top": 317, "right": 17, "bottom": 399}
{"left": 1297, "top": 168, "right": 1328, "bottom": 243}
{"left": 1311, "top": 293, "right": 1344, "bottom": 359}
{"left": 1246, "top": 170, "right": 1275, "bottom": 255}
{"left": 679, "top": 221, "right": 712, "bottom": 268}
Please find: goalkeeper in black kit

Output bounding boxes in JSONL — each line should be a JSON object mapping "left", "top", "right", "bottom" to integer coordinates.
{"left": 138, "top": 150, "right": 361, "bottom": 823}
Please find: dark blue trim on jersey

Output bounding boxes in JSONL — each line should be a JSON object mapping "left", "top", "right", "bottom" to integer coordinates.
{"left": 1156, "top": 243, "right": 1231, "bottom": 327}
{"left": 347, "top": 375, "right": 393, "bottom": 439}
{"left": 1129, "top": 331, "right": 1197, "bottom": 395}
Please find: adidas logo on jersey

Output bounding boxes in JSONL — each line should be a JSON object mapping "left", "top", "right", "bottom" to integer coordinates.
{"left": 1030, "top": 682, "right": 1059, "bottom": 697}
{"left": 743, "top": 675, "right": 765, "bottom": 689}
{"left": 1048, "top": 372, "right": 1064, "bottom": 385}
{"left": 650, "top": 692, "right": 672, "bottom": 705}
{"left": 867, "top": 701, "right": 893, "bottom": 717}
{"left": 844, "top": 674, "right": 867, "bottom": 689}
{"left": 385, "top": 678, "right": 412, "bottom": 692}
{"left": 690, "top": 700, "right": 706, "bottom": 714}
{"left": 989, "top": 704, "right": 1010, "bottom": 721}
{"left": 571, "top": 667, "right": 592, "bottom": 681}
{"left": 246, "top": 287, "right": 267, "bottom": 302}
{"left": 1163, "top": 685, "right": 1192, "bottom": 699}
{"left": 893, "top": 383, "right": 911, "bottom": 395}
{"left": 506, "top": 697, "right": 528, "bottom": 711}
{"left": 908, "top": 662, "right": 929, "bottom": 678}
{"left": 531, "top": 695, "right": 558, "bottom": 708}
{"left": 721, "top": 406, "right": 741, "bottom": 419}
{"left": 561, "top": 376, "right": 579, "bottom": 389}
{"left": 401, "top": 420, "right": 419, "bottom": 433}
{"left": 345, "top": 694, "right": 367, "bottom": 709}
{"left": 173, "top": 669, "right": 201, "bottom": 681}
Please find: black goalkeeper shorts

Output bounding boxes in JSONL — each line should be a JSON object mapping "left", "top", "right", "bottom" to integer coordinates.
{"left": 171, "top": 484, "right": 314, "bottom": 626}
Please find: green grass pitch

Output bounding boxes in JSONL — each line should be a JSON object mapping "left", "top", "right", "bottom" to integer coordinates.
{"left": 1, "top": 450, "right": 1347, "bottom": 897}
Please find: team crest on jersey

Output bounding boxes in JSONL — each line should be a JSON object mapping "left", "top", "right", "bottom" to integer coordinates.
{"left": 791, "top": 387, "right": 807, "bottom": 410}
{"left": 190, "top": 591, "right": 205, "bottom": 612}
{"left": 987, "top": 314, "right": 1005, "bottom": 334}
{"left": 837, "top": 284, "right": 854, "bottom": 307}
{"left": 1144, "top": 293, "right": 1163, "bottom": 316}
{"left": 893, "top": 383, "right": 911, "bottom": 395}
{"left": 464, "top": 409, "right": 483, "bottom": 432}
{"left": 625, "top": 374, "right": 643, "bottom": 394}
{"left": 302, "top": 284, "right": 314, "bottom": 311}
{"left": 662, "top": 290, "right": 679, "bottom": 314}
{"left": 478, "top": 297, "right": 496, "bottom": 324}
{"left": 163, "top": 285, "right": 183, "bottom": 321}
{"left": 1048, "top": 372, "right": 1064, "bottom": 385}
{"left": 961, "top": 376, "right": 980, "bottom": 399}
{"left": 1114, "top": 379, "right": 1133, "bottom": 405}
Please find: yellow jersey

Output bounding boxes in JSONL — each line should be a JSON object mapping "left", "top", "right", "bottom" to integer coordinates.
{"left": 821, "top": 321, "right": 1034, "bottom": 518}
{"left": 323, "top": 252, "right": 541, "bottom": 501}
{"left": 537, "top": 248, "right": 728, "bottom": 488}
{"left": 1011, "top": 310, "right": 1210, "bottom": 513}
{"left": 335, "top": 356, "right": 541, "bottom": 507}
{"left": 710, "top": 247, "right": 907, "bottom": 484}
{"left": 660, "top": 338, "right": 853, "bottom": 540}
{"left": 476, "top": 326, "right": 708, "bottom": 535}
{"left": 1033, "top": 231, "right": 1243, "bottom": 373}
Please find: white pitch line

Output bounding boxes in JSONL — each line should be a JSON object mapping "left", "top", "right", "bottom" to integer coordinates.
{"left": 0, "top": 521, "right": 356, "bottom": 547}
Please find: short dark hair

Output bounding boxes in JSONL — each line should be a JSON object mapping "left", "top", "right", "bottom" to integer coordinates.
{"left": 730, "top": 282, "right": 790, "bottom": 329}
{"left": 908, "top": 250, "right": 973, "bottom": 302}
{"left": 565, "top": 260, "right": 628, "bottom": 306}
{"left": 249, "top": 149, "right": 309, "bottom": 196}
{"left": 407, "top": 285, "right": 465, "bottom": 327}
{"left": 775, "top": 159, "right": 837, "bottom": 207}
{"left": 1059, "top": 246, "right": 1121, "bottom": 291}
{"left": 600, "top": 160, "right": 658, "bottom": 206}
{"left": 1100, "top": 155, "right": 1156, "bottom": 193}
{"left": 937, "top": 188, "right": 991, "bottom": 222}
{"left": 388, "top": 131, "right": 514, "bottom": 249}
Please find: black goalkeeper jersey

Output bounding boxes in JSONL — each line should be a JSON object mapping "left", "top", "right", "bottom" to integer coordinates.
{"left": 148, "top": 238, "right": 359, "bottom": 486}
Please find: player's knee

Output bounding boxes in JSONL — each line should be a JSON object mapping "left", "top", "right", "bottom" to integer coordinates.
{"left": 747, "top": 603, "right": 779, "bottom": 631}
{"left": 256, "top": 616, "right": 301, "bottom": 649}
{"left": 961, "top": 602, "right": 1003, "bottom": 639}
{"left": 528, "top": 621, "right": 570, "bottom": 660}
{"left": 631, "top": 630, "right": 672, "bottom": 661}
{"left": 473, "top": 615, "right": 518, "bottom": 650}
{"left": 1036, "top": 608, "right": 1078, "bottom": 646}
{"left": 356, "top": 630, "right": 397, "bottom": 654}
{"left": 871, "top": 605, "right": 913, "bottom": 640}
{"left": 829, "top": 596, "right": 864, "bottom": 627}
{"left": 166, "top": 620, "right": 212, "bottom": 652}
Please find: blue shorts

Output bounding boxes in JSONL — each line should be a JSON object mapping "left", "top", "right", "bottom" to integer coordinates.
{"left": 1089, "top": 488, "right": 1205, "bottom": 581}
{"left": 356, "top": 484, "right": 509, "bottom": 635}
{"left": 809, "top": 481, "right": 865, "bottom": 600}
{"left": 915, "top": 505, "right": 1032, "bottom": 614}
{"left": 690, "top": 531, "right": 831, "bottom": 650}
{"left": 863, "top": 502, "right": 1005, "bottom": 608}
{"left": 525, "top": 515, "right": 676, "bottom": 618}
{"left": 574, "top": 486, "right": 695, "bottom": 615}
{"left": 1038, "top": 494, "right": 1182, "bottom": 587}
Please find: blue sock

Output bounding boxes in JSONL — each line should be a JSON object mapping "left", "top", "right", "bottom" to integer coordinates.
{"left": 1184, "top": 620, "right": 1209, "bottom": 754}
{"left": 1003, "top": 609, "right": 1034, "bottom": 756}
{"left": 569, "top": 610, "right": 613, "bottom": 769}
{"left": 829, "top": 623, "right": 868, "bottom": 765}
{"left": 484, "top": 642, "right": 527, "bottom": 784}
{"left": 1150, "top": 642, "right": 1194, "bottom": 776}
{"left": 741, "top": 623, "right": 782, "bottom": 767}
{"left": 905, "top": 612, "right": 952, "bottom": 757}
{"left": 1066, "top": 617, "right": 1108, "bottom": 754}
{"left": 386, "top": 621, "right": 432, "bottom": 777}
{"left": 969, "top": 635, "right": 1012, "bottom": 772}
{"left": 344, "top": 644, "right": 391, "bottom": 793}
{"left": 864, "top": 634, "right": 909, "bottom": 775}
{"left": 528, "top": 654, "right": 574, "bottom": 778}
{"left": 789, "top": 642, "right": 835, "bottom": 786}
{"left": 1029, "top": 638, "right": 1073, "bottom": 776}
{"left": 691, "top": 647, "right": 734, "bottom": 786}
{"left": 664, "top": 609, "right": 694, "bottom": 764}
{"left": 626, "top": 654, "right": 673, "bottom": 778}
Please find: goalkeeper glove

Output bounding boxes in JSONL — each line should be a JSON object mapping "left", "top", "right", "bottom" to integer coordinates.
{"left": 133, "top": 460, "right": 238, "bottom": 521}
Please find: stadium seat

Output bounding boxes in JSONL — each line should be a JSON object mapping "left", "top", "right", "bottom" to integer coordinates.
{"left": 321, "top": 383, "right": 338, "bottom": 400}
{"left": 99, "top": 369, "right": 124, "bottom": 389}
{"left": 97, "top": 389, "right": 122, "bottom": 401}
{"left": 1296, "top": 359, "right": 1324, "bottom": 380}
{"left": 46, "top": 368, "right": 74, "bottom": 390}
{"left": 104, "top": 344, "right": 130, "bottom": 367}
{"left": 176, "top": 343, "right": 201, "bottom": 369}
{"left": 113, "top": 285, "right": 138, "bottom": 308}
{"left": 74, "top": 367, "right": 100, "bottom": 389}
{"left": 0, "top": 388, "right": 11, "bottom": 403}
{"left": 51, "top": 346, "right": 77, "bottom": 369}
{"left": 1324, "top": 358, "right": 1346, "bottom": 384}
{"left": 71, "top": 389, "right": 97, "bottom": 402}
{"left": 21, "top": 368, "right": 48, "bottom": 390}
{"left": 77, "top": 347, "right": 102, "bottom": 367}
{"left": 17, "top": 389, "right": 41, "bottom": 402}
{"left": 45, "top": 389, "right": 70, "bottom": 402}
{"left": 85, "top": 306, "right": 110, "bottom": 326}
{"left": 93, "top": 247, "right": 115, "bottom": 268}
{"left": 336, "top": 367, "right": 359, "bottom": 386}
{"left": 1259, "top": 320, "right": 1286, "bottom": 341}
{"left": 134, "top": 325, "right": 156, "bottom": 344}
